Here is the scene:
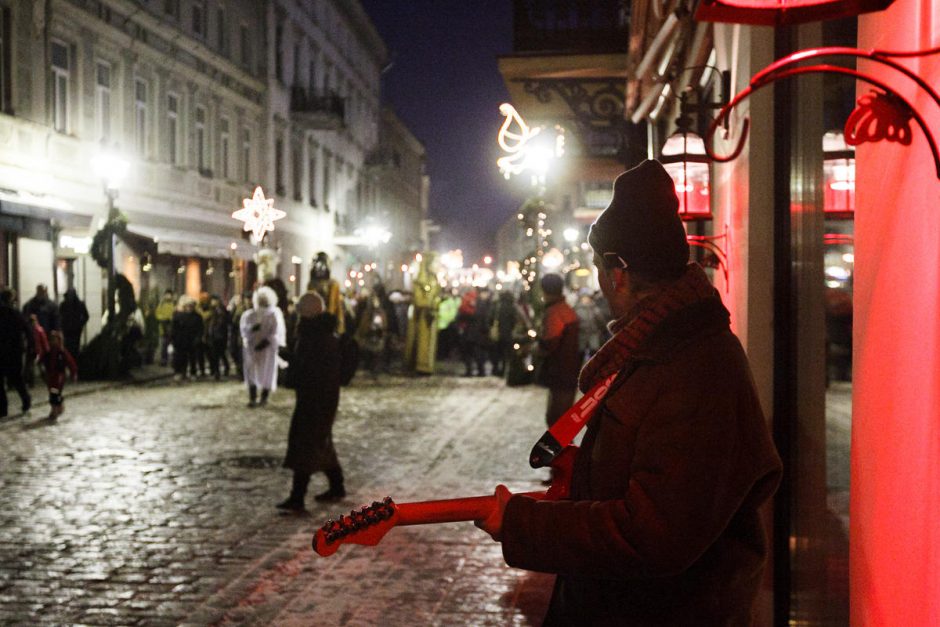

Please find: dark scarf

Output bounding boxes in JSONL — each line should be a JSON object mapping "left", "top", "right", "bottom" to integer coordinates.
{"left": 578, "top": 264, "right": 721, "bottom": 393}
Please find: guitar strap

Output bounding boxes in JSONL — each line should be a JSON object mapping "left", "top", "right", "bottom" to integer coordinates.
{"left": 528, "top": 362, "right": 636, "bottom": 468}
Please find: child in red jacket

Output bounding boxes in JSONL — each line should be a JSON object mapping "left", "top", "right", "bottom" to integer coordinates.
{"left": 41, "top": 331, "right": 77, "bottom": 421}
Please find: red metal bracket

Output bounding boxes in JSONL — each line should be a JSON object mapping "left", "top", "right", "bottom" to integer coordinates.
{"left": 687, "top": 224, "right": 730, "bottom": 291}
{"left": 704, "top": 46, "right": 940, "bottom": 179}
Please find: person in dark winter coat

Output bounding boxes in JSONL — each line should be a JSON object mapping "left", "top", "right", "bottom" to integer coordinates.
{"left": 206, "top": 295, "right": 230, "bottom": 380}
{"left": 22, "top": 284, "right": 59, "bottom": 332}
{"left": 170, "top": 296, "right": 203, "bottom": 381}
{"left": 490, "top": 291, "right": 518, "bottom": 377}
{"left": 0, "top": 288, "right": 33, "bottom": 417}
{"left": 58, "top": 288, "right": 89, "bottom": 359}
{"left": 277, "top": 292, "right": 345, "bottom": 512}
{"left": 476, "top": 160, "right": 782, "bottom": 626}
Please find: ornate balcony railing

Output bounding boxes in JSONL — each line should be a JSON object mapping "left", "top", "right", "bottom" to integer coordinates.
{"left": 290, "top": 86, "right": 345, "bottom": 130}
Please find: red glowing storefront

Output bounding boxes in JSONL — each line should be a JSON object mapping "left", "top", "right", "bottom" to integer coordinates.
{"left": 633, "top": 0, "right": 938, "bottom": 623}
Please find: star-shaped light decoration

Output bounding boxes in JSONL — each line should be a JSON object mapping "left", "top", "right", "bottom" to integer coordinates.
{"left": 232, "top": 186, "right": 286, "bottom": 242}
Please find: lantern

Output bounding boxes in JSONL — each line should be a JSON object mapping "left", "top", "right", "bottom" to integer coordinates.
{"left": 661, "top": 131, "right": 712, "bottom": 220}
{"left": 823, "top": 131, "right": 855, "bottom": 219}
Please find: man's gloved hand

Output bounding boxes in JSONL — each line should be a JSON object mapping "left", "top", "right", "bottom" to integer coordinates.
{"left": 254, "top": 338, "right": 270, "bottom": 351}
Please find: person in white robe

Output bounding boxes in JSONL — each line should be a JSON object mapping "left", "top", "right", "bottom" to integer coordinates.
{"left": 240, "top": 285, "right": 286, "bottom": 407}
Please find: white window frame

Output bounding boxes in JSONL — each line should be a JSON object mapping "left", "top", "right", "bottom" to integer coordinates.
{"left": 134, "top": 78, "right": 148, "bottom": 156}
{"left": 95, "top": 61, "right": 112, "bottom": 142}
{"left": 219, "top": 115, "right": 230, "bottom": 179}
{"left": 195, "top": 104, "right": 207, "bottom": 171}
{"left": 241, "top": 127, "right": 251, "bottom": 181}
{"left": 167, "top": 93, "right": 180, "bottom": 165}
{"left": 50, "top": 40, "right": 69, "bottom": 133}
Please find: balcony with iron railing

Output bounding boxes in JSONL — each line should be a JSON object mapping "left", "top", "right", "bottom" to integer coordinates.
{"left": 512, "top": 0, "right": 630, "bottom": 55}
{"left": 290, "top": 86, "right": 345, "bottom": 130}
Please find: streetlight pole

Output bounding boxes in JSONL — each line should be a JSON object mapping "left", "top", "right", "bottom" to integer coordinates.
{"left": 104, "top": 186, "right": 118, "bottom": 320}
{"left": 92, "top": 149, "right": 129, "bottom": 322}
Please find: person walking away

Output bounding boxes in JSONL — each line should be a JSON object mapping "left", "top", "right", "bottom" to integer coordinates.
{"left": 475, "top": 160, "right": 782, "bottom": 625}
{"left": 206, "top": 295, "right": 231, "bottom": 380}
{"left": 58, "top": 288, "right": 89, "bottom": 360}
{"left": 170, "top": 296, "right": 202, "bottom": 381}
{"left": 0, "top": 288, "right": 33, "bottom": 417}
{"left": 534, "top": 273, "right": 580, "bottom": 428}
{"left": 277, "top": 292, "right": 346, "bottom": 511}
{"left": 22, "top": 284, "right": 59, "bottom": 333}
{"left": 466, "top": 287, "right": 494, "bottom": 376}
{"left": 41, "top": 330, "right": 77, "bottom": 421}
{"left": 455, "top": 289, "right": 478, "bottom": 376}
{"left": 240, "top": 286, "right": 286, "bottom": 407}
{"left": 491, "top": 291, "right": 518, "bottom": 377}
{"left": 154, "top": 289, "right": 176, "bottom": 366}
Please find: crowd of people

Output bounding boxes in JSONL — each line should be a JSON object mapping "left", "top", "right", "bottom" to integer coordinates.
{"left": 0, "top": 284, "right": 86, "bottom": 420}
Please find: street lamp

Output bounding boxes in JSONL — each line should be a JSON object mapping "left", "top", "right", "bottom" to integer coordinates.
{"left": 92, "top": 150, "right": 129, "bottom": 320}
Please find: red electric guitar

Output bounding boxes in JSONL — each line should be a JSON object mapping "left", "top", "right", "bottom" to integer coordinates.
{"left": 311, "top": 446, "right": 577, "bottom": 557}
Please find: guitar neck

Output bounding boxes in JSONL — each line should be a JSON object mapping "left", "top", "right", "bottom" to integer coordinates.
{"left": 396, "top": 490, "right": 545, "bottom": 526}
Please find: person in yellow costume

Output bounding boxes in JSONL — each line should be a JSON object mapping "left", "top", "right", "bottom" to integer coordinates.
{"left": 405, "top": 253, "right": 441, "bottom": 375}
{"left": 307, "top": 252, "right": 345, "bottom": 335}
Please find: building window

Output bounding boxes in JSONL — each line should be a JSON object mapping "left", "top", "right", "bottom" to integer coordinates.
{"left": 241, "top": 127, "right": 251, "bottom": 181}
{"left": 308, "top": 50, "right": 317, "bottom": 91}
{"left": 275, "top": 22, "right": 284, "bottom": 83}
{"left": 308, "top": 149, "right": 317, "bottom": 207}
{"left": 135, "top": 79, "right": 148, "bottom": 156}
{"left": 192, "top": 1, "right": 205, "bottom": 37}
{"left": 216, "top": 6, "right": 228, "bottom": 56}
{"left": 275, "top": 137, "right": 285, "bottom": 196}
{"left": 95, "top": 62, "right": 111, "bottom": 142}
{"left": 195, "top": 105, "right": 207, "bottom": 172}
{"left": 167, "top": 94, "right": 179, "bottom": 165}
{"left": 323, "top": 152, "right": 331, "bottom": 211}
{"left": 293, "top": 42, "right": 301, "bottom": 85}
{"left": 219, "top": 116, "right": 230, "bottom": 179}
{"left": 50, "top": 41, "right": 69, "bottom": 133}
{"left": 240, "top": 24, "right": 252, "bottom": 70}
{"left": 164, "top": 0, "right": 179, "bottom": 18}
{"left": 292, "top": 145, "right": 302, "bottom": 201}
{"left": 0, "top": 7, "right": 10, "bottom": 114}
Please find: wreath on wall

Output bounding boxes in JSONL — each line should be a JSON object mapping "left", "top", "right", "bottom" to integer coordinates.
{"left": 90, "top": 212, "right": 128, "bottom": 269}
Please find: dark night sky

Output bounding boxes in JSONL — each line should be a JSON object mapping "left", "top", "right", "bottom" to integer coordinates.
{"left": 359, "top": 0, "right": 527, "bottom": 262}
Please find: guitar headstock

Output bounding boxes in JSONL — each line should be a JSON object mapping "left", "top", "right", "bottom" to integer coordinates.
{"left": 312, "top": 497, "right": 400, "bottom": 556}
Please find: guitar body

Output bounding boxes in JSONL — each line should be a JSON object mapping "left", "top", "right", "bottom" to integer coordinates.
{"left": 312, "top": 445, "right": 579, "bottom": 557}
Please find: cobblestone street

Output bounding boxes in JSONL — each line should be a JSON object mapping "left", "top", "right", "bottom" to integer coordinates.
{"left": 0, "top": 366, "right": 555, "bottom": 625}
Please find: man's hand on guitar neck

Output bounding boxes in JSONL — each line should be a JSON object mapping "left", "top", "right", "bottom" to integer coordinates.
{"left": 474, "top": 484, "right": 512, "bottom": 541}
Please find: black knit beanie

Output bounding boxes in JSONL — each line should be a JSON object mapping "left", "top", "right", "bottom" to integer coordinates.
{"left": 588, "top": 159, "right": 689, "bottom": 279}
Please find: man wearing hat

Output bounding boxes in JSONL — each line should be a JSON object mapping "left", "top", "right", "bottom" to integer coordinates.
{"left": 477, "top": 160, "right": 782, "bottom": 624}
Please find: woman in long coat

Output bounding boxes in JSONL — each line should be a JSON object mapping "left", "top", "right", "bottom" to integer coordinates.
{"left": 240, "top": 286, "right": 286, "bottom": 407}
{"left": 277, "top": 292, "right": 345, "bottom": 511}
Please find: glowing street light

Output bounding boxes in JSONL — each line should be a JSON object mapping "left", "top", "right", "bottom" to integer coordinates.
{"left": 496, "top": 103, "right": 565, "bottom": 186}
{"left": 563, "top": 227, "right": 580, "bottom": 243}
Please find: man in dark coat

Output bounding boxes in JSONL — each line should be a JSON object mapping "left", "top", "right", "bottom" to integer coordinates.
{"left": 170, "top": 296, "right": 203, "bottom": 381}
{"left": 277, "top": 291, "right": 345, "bottom": 512}
{"left": 59, "top": 288, "right": 90, "bottom": 359}
{"left": 0, "top": 288, "right": 33, "bottom": 417}
{"left": 22, "top": 284, "right": 59, "bottom": 332}
{"left": 476, "top": 160, "right": 782, "bottom": 625}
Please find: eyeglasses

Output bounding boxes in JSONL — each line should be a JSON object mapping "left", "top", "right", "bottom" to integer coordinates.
{"left": 602, "top": 252, "right": 628, "bottom": 270}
